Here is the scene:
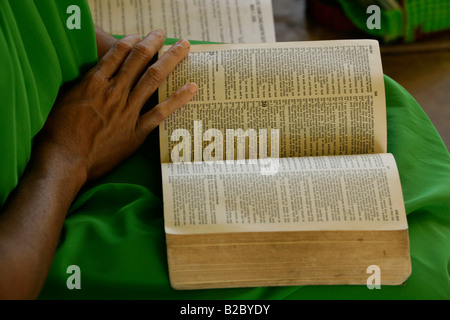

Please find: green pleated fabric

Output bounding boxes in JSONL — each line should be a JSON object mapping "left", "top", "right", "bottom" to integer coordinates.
{"left": 0, "top": 0, "right": 448, "bottom": 300}
{"left": 0, "top": 0, "right": 97, "bottom": 207}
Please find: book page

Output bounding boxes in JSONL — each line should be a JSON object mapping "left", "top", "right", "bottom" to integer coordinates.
{"left": 159, "top": 40, "right": 387, "bottom": 163}
{"left": 88, "top": 0, "right": 276, "bottom": 43}
{"left": 162, "top": 153, "right": 407, "bottom": 234}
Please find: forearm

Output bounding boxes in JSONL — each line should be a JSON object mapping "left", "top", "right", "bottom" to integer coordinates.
{"left": 0, "top": 144, "right": 87, "bottom": 299}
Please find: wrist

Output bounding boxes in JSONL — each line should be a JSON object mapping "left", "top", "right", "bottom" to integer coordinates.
{"left": 29, "top": 141, "right": 88, "bottom": 195}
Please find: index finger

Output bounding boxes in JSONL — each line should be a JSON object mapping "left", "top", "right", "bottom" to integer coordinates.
{"left": 128, "top": 39, "right": 191, "bottom": 109}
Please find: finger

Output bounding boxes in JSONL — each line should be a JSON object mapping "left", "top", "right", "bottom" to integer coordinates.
{"left": 96, "top": 34, "right": 142, "bottom": 78}
{"left": 138, "top": 82, "right": 198, "bottom": 135}
{"left": 129, "top": 39, "right": 191, "bottom": 108}
{"left": 114, "top": 30, "right": 166, "bottom": 90}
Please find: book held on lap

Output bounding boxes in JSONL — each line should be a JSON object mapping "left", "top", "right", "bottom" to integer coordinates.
{"left": 158, "top": 40, "right": 411, "bottom": 290}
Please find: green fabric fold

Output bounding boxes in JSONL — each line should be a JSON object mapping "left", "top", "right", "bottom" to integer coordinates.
{"left": 0, "top": 0, "right": 97, "bottom": 206}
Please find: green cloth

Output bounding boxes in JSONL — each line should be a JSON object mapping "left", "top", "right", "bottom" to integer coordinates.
{"left": 0, "top": 0, "right": 448, "bottom": 300}
{"left": 0, "top": 0, "right": 97, "bottom": 206}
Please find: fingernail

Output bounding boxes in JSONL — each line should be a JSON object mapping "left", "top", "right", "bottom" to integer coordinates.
{"left": 152, "top": 29, "right": 165, "bottom": 37}
{"left": 177, "top": 39, "right": 190, "bottom": 49}
{"left": 186, "top": 82, "right": 198, "bottom": 94}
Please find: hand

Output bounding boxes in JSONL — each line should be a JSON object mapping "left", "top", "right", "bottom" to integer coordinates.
{"left": 35, "top": 29, "right": 197, "bottom": 182}
{"left": 0, "top": 30, "right": 197, "bottom": 300}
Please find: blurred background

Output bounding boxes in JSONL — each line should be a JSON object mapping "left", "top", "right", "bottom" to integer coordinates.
{"left": 273, "top": 0, "right": 450, "bottom": 150}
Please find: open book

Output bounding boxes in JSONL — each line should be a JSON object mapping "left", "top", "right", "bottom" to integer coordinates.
{"left": 158, "top": 40, "right": 411, "bottom": 290}
{"left": 88, "top": 0, "right": 276, "bottom": 43}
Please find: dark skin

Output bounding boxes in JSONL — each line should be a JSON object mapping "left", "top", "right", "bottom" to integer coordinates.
{"left": 0, "top": 27, "right": 198, "bottom": 299}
